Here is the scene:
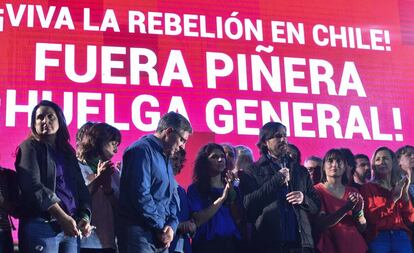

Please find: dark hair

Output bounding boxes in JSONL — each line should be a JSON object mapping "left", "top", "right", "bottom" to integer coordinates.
{"left": 30, "top": 100, "right": 74, "bottom": 155}
{"left": 395, "top": 145, "right": 414, "bottom": 160}
{"left": 77, "top": 123, "right": 121, "bottom": 161}
{"left": 222, "top": 143, "right": 236, "bottom": 170}
{"left": 288, "top": 143, "right": 301, "bottom": 164}
{"left": 321, "top": 149, "right": 348, "bottom": 185}
{"left": 354, "top": 154, "right": 369, "bottom": 161}
{"left": 340, "top": 148, "right": 356, "bottom": 172}
{"left": 76, "top": 121, "right": 95, "bottom": 147}
{"left": 172, "top": 149, "right": 186, "bottom": 176}
{"left": 257, "top": 122, "right": 286, "bottom": 155}
{"left": 371, "top": 146, "right": 400, "bottom": 186}
{"left": 193, "top": 143, "right": 226, "bottom": 198}
{"left": 222, "top": 143, "right": 236, "bottom": 160}
{"left": 340, "top": 148, "right": 356, "bottom": 186}
{"left": 156, "top": 111, "right": 193, "bottom": 134}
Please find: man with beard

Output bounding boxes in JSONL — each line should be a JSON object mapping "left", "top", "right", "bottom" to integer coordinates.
{"left": 118, "top": 112, "right": 192, "bottom": 253}
{"left": 353, "top": 154, "right": 371, "bottom": 188}
{"left": 239, "top": 122, "right": 320, "bottom": 253}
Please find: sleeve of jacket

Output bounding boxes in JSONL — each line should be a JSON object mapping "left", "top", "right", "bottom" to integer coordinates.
{"left": 71, "top": 156, "right": 91, "bottom": 221}
{"left": 297, "top": 165, "right": 320, "bottom": 215}
{"left": 15, "top": 140, "right": 60, "bottom": 212}
{"left": 240, "top": 167, "right": 286, "bottom": 222}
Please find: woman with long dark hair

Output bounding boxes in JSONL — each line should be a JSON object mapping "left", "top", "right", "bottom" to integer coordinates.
{"left": 361, "top": 146, "right": 414, "bottom": 253}
{"left": 313, "top": 149, "right": 367, "bottom": 253}
{"left": 16, "top": 100, "right": 92, "bottom": 253}
{"left": 187, "top": 143, "right": 243, "bottom": 253}
{"left": 76, "top": 122, "right": 121, "bottom": 253}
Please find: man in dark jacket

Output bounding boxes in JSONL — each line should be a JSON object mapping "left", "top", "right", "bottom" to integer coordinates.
{"left": 240, "top": 122, "right": 320, "bottom": 253}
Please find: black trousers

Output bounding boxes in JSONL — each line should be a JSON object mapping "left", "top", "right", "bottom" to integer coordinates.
{"left": 192, "top": 236, "right": 240, "bottom": 253}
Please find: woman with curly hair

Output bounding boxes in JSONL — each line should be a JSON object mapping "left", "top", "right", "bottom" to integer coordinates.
{"left": 187, "top": 143, "right": 243, "bottom": 253}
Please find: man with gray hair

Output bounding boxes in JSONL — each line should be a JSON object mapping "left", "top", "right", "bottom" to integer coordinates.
{"left": 304, "top": 156, "right": 322, "bottom": 185}
{"left": 118, "top": 112, "right": 192, "bottom": 253}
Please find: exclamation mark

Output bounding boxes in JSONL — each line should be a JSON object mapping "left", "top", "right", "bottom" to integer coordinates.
{"left": 384, "top": 30, "right": 391, "bottom": 51}
{"left": 0, "top": 8, "right": 4, "bottom": 32}
{"left": 393, "top": 108, "right": 403, "bottom": 141}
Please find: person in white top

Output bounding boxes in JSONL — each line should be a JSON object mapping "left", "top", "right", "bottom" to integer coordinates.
{"left": 76, "top": 122, "right": 121, "bottom": 253}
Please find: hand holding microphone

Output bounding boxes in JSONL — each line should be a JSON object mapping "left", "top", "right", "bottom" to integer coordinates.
{"left": 279, "top": 167, "right": 290, "bottom": 186}
{"left": 279, "top": 155, "right": 290, "bottom": 186}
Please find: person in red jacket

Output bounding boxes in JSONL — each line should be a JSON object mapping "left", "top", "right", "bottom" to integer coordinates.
{"left": 313, "top": 149, "right": 367, "bottom": 253}
{"left": 360, "top": 146, "right": 414, "bottom": 253}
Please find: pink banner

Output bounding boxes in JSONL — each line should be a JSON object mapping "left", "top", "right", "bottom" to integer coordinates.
{"left": 1, "top": 0, "right": 413, "bottom": 189}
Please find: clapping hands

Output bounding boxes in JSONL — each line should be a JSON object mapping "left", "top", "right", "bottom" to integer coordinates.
{"left": 348, "top": 192, "right": 364, "bottom": 213}
{"left": 392, "top": 175, "right": 410, "bottom": 203}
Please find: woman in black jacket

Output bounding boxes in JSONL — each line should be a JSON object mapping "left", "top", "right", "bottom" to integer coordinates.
{"left": 16, "top": 100, "right": 92, "bottom": 253}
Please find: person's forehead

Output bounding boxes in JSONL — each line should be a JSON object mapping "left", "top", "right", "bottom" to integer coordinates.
{"left": 356, "top": 158, "right": 369, "bottom": 163}
{"left": 376, "top": 151, "right": 391, "bottom": 158}
{"left": 403, "top": 148, "right": 414, "bottom": 154}
{"left": 178, "top": 130, "right": 190, "bottom": 137}
{"left": 306, "top": 160, "right": 318, "bottom": 166}
{"left": 209, "top": 149, "right": 224, "bottom": 156}
{"left": 36, "top": 106, "right": 55, "bottom": 114}
{"left": 274, "top": 126, "right": 286, "bottom": 133}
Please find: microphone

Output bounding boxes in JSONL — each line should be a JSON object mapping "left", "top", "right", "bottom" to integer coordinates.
{"left": 281, "top": 154, "right": 290, "bottom": 188}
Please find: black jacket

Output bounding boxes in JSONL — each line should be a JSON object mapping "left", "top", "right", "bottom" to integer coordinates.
{"left": 15, "top": 138, "right": 91, "bottom": 220}
{"left": 239, "top": 155, "right": 320, "bottom": 251}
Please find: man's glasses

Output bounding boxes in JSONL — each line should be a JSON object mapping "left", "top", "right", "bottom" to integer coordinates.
{"left": 174, "top": 130, "right": 188, "bottom": 144}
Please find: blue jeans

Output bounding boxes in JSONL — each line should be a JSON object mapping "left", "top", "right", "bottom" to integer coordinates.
{"left": 19, "top": 217, "right": 80, "bottom": 253}
{"left": 369, "top": 230, "right": 413, "bottom": 253}
{"left": 117, "top": 219, "right": 167, "bottom": 253}
{"left": 0, "top": 229, "right": 14, "bottom": 253}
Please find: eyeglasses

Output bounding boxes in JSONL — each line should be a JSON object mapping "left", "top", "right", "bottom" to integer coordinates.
{"left": 173, "top": 130, "right": 188, "bottom": 144}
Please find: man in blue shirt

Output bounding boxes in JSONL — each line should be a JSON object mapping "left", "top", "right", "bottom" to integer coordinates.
{"left": 118, "top": 112, "right": 193, "bottom": 253}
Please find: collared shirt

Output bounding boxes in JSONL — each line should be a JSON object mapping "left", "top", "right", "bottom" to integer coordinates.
{"left": 266, "top": 154, "right": 299, "bottom": 243}
{"left": 119, "top": 134, "right": 179, "bottom": 231}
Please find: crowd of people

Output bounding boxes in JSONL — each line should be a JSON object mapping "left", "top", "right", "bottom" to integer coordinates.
{"left": 0, "top": 100, "right": 414, "bottom": 253}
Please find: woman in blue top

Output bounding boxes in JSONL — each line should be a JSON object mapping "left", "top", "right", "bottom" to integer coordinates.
{"left": 187, "top": 143, "right": 243, "bottom": 253}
